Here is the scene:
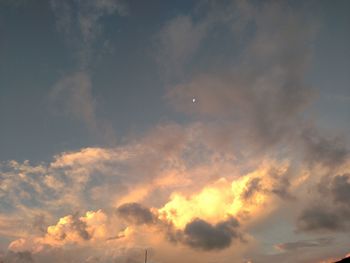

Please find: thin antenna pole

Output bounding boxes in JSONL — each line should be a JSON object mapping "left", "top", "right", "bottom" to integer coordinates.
{"left": 144, "top": 249, "right": 148, "bottom": 263}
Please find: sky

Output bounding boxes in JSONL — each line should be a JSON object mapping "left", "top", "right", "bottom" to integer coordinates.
{"left": 0, "top": 0, "right": 350, "bottom": 262}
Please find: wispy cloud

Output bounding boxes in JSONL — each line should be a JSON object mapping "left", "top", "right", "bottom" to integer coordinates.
{"left": 48, "top": 0, "right": 127, "bottom": 141}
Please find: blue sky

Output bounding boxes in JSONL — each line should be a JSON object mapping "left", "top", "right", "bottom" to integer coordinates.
{"left": 0, "top": 1, "right": 349, "bottom": 162}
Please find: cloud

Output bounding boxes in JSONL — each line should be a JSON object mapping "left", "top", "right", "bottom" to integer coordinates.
{"left": 1, "top": 119, "right": 349, "bottom": 262}
{"left": 242, "top": 178, "right": 262, "bottom": 200}
{"left": 49, "top": 71, "right": 97, "bottom": 130}
{"left": 49, "top": 0, "right": 127, "bottom": 139}
{"left": 1, "top": 246, "right": 149, "bottom": 263}
{"left": 301, "top": 128, "right": 348, "bottom": 168}
{"left": 1, "top": 138, "right": 349, "bottom": 261}
{"left": 269, "top": 166, "right": 296, "bottom": 201}
{"left": 2, "top": 1, "right": 350, "bottom": 262}
{"left": 156, "top": 14, "right": 209, "bottom": 79}
{"left": 330, "top": 173, "right": 350, "bottom": 206}
{"left": 275, "top": 237, "right": 333, "bottom": 251}
{"left": 180, "top": 217, "right": 241, "bottom": 251}
{"left": 50, "top": 0, "right": 127, "bottom": 66}
{"left": 156, "top": 0, "right": 256, "bottom": 80}
{"left": 48, "top": 71, "right": 116, "bottom": 143}
{"left": 116, "top": 202, "right": 244, "bottom": 251}
{"left": 297, "top": 206, "right": 347, "bottom": 232}
{"left": 163, "top": 1, "right": 316, "bottom": 155}
{"left": 31, "top": 215, "right": 47, "bottom": 234}
{"left": 297, "top": 173, "right": 350, "bottom": 233}
{"left": 8, "top": 210, "right": 108, "bottom": 253}
{"left": 116, "top": 203, "right": 157, "bottom": 225}
{"left": 0, "top": 250, "right": 34, "bottom": 263}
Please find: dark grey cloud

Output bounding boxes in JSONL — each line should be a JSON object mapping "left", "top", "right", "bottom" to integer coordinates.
{"left": 117, "top": 203, "right": 242, "bottom": 251}
{"left": 297, "top": 173, "right": 350, "bottom": 233}
{"left": 301, "top": 128, "right": 348, "bottom": 168}
{"left": 331, "top": 174, "right": 350, "bottom": 206}
{"left": 242, "top": 177, "right": 261, "bottom": 200}
{"left": 269, "top": 167, "right": 296, "bottom": 201}
{"left": 297, "top": 206, "right": 346, "bottom": 232}
{"left": 71, "top": 213, "right": 91, "bottom": 240}
{"left": 270, "top": 175, "right": 294, "bottom": 200}
{"left": 276, "top": 237, "right": 333, "bottom": 251}
{"left": 241, "top": 168, "right": 295, "bottom": 201}
{"left": 169, "top": 217, "right": 241, "bottom": 251}
{"left": 116, "top": 203, "right": 157, "bottom": 225}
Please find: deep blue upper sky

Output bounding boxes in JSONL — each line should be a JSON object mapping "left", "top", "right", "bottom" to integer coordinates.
{"left": 0, "top": 0, "right": 349, "bottom": 163}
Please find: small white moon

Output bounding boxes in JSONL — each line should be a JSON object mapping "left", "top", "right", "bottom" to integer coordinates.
{"left": 192, "top": 98, "right": 196, "bottom": 103}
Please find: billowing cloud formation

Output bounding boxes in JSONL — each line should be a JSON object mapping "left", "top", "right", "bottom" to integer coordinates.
{"left": 117, "top": 203, "right": 157, "bottom": 225}
{"left": 116, "top": 202, "right": 242, "bottom": 251}
{"left": 8, "top": 210, "right": 108, "bottom": 253}
{"left": 1, "top": 131, "right": 350, "bottom": 262}
{"left": 180, "top": 217, "right": 240, "bottom": 251}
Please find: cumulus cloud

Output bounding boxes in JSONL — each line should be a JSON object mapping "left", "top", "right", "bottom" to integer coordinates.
{"left": 179, "top": 217, "right": 241, "bottom": 251}
{"left": 116, "top": 203, "right": 243, "bottom": 251}
{"left": 116, "top": 203, "right": 157, "bottom": 225}
{"left": 0, "top": 135, "right": 319, "bottom": 259}
{"left": 8, "top": 210, "right": 108, "bottom": 254}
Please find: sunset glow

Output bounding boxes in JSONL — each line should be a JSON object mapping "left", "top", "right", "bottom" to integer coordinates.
{"left": 0, "top": 1, "right": 350, "bottom": 262}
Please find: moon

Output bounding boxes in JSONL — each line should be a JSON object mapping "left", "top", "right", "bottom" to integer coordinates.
{"left": 192, "top": 98, "right": 196, "bottom": 103}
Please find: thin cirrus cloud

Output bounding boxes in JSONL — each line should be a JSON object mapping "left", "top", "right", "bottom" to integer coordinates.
{"left": 48, "top": 0, "right": 127, "bottom": 141}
